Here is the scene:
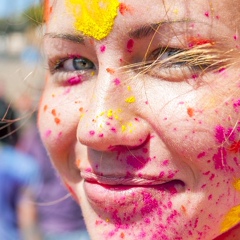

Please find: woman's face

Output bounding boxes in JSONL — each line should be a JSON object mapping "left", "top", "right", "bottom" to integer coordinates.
{"left": 40, "top": 0, "right": 240, "bottom": 239}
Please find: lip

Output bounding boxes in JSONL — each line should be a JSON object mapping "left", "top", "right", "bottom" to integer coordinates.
{"left": 82, "top": 171, "right": 186, "bottom": 217}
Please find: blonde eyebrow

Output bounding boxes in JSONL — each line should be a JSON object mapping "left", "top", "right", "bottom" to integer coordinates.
{"left": 128, "top": 19, "right": 192, "bottom": 39}
{"left": 44, "top": 32, "right": 85, "bottom": 44}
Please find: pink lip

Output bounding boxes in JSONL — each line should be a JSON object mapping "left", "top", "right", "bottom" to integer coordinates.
{"left": 82, "top": 172, "right": 185, "bottom": 218}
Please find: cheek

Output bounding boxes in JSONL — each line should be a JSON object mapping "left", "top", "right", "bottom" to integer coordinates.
{"left": 38, "top": 92, "right": 81, "bottom": 153}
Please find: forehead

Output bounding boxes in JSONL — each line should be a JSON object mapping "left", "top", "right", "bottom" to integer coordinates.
{"left": 47, "top": 0, "right": 237, "bottom": 38}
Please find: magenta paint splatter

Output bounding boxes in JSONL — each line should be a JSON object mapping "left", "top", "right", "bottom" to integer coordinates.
{"left": 110, "top": 127, "right": 117, "bottom": 133}
{"left": 234, "top": 34, "right": 238, "bottom": 40}
{"left": 67, "top": 76, "right": 82, "bottom": 85}
{"left": 113, "top": 78, "right": 121, "bottom": 85}
{"left": 98, "top": 133, "right": 104, "bottom": 138}
{"left": 205, "top": 11, "right": 210, "bottom": 17}
{"left": 100, "top": 45, "right": 106, "bottom": 52}
{"left": 197, "top": 152, "right": 206, "bottom": 159}
{"left": 233, "top": 99, "right": 240, "bottom": 112}
{"left": 89, "top": 130, "right": 95, "bottom": 136}
{"left": 215, "top": 125, "right": 225, "bottom": 143}
{"left": 45, "top": 130, "right": 52, "bottom": 138}
{"left": 162, "top": 160, "right": 169, "bottom": 166}
{"left": 141, "top": 192, "right": 158, "bottom": 216}
{"left": 213, "top": 147, "right": 227, "bottom": 170}
{"left": 127, "top": 39, "right": 134, "bottom": 52}
{"left": 126, "top": 155, "right": 150, "bottom": 170}
{"left": 218, "top": 67, "right": 226, "bottom": 73}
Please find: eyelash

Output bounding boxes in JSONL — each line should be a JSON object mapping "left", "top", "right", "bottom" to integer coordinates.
{"left": 48, "top": 44, "right": 226, "bottom": 85}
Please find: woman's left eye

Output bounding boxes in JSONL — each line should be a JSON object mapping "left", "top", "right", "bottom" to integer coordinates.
{"left": 56, "top": 57, "right": 95, "bottom": 71}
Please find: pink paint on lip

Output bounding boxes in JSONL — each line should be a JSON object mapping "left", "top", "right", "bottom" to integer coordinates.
{"left": 84, "top": 180, "right": 185, "bottom": 214}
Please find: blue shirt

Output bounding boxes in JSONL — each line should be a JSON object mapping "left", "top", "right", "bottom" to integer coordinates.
{"left": 0, "top": 145, "right": 40, "bottom": 240}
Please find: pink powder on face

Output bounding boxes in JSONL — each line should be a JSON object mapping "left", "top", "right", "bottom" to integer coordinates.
{"left": 141, "top": 192, "right": 159, "bottom": 216}
{"left": 45, "top": 130, "right": 52, "bottom": 138}
{"left": 233, "top": 99, "right": 240, "bottom": 112}
{"left": 67, "top": 76, "right": 83, "bottom": 85}
{"left": 126, "top": 155, "right": 151, "bottom": 170}
{"left": 197, "top": 152, "right": 206, "bottom": 159}
{"left": 126, "top": 39, "right": 134, "bottom": 52}
{"left": 215, "top": 125, "right": 225, "bottom": 143}
{"left": 205, "top": 11, "right": 210, "bottom": 17}
{"left": 113, "top": 78, "right": 121, "bottom": 85}
{"left": 89, "top": 130, "right": 95, "bottom": 136}
{"left": 213, "top": 147, "right": 227, "bottom": 170}
{"left": 100, "top": 45, "right": 106, "bottom": 52}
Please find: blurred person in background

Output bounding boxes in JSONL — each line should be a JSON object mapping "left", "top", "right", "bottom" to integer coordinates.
{"left": 18, "top": 107, "right": 90, "bottom": 240}
{"left": 0, "top": 97, "right": 41, "bottom": 240}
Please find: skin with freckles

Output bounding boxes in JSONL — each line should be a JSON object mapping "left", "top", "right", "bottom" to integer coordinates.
{"left": 39, "top": 0, "right": 240, "bottom": 239}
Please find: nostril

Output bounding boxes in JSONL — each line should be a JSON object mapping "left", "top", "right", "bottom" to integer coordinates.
{"left": 108, "top": 134, "right": 151, "bottom": 152}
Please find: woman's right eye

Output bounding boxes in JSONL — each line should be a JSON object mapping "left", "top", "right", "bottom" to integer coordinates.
{"left": 55, "top": 57, "right": 95, "bottom": 72}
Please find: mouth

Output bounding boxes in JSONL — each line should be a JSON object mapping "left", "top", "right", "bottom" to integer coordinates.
{"left": 81, "top": 171, "right": 186, "bottom": 215}
{"left": 81, "top": 171, "right": 185, "bottom": 186}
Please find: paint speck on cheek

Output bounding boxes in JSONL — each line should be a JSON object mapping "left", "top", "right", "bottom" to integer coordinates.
{"left": 233, "top": 179, "right": 240, "bottom": 191}
{"left": 44, "top": 105, "right": 48, "bottom": 112}
{"left": 114, "top": 78, "right": 121, "bottom": 85}
{"left": 197, "top": 152, "right": 206, "bottom": 159}
{"left": 213, "top": 147, "right": 227, "bottom": 170}
{"left": 54, "top": 117, "right": 61, "bottom": 125}
{"left": 89, "top": 130, "right": 95, "bottom": 136}
{"left": 45, "top": 130, "right": 52, "bottom": 138}
{"left": 204, "top": 11, "right": 210, "bottom": 17}
{"left": 51, "top": 109, "right": 57, "bottom": 116}
{"left": 187, "top": 107, "right": 194, "bottom": 117}
{"left": 125, "top": 96, "right": 136, "bottom": 103}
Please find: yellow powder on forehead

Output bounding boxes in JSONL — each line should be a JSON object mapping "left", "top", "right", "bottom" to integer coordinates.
{"left": 66, "top": 0, "right": 120, "bottom": 40}
{"left": 221, "top": 205, "right": 240, "bottom": 233}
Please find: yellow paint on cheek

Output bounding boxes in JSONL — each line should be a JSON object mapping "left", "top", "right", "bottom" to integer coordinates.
{"left": 125, "top": 96, "right": 136, "bottom": 103}
{"left": 66, "top": 0, "right": 120, "bottom": 40}
{"left": 233, "top": 179, "right": 240, "bottom": 191}
{"left": 221, "top": 205, "right": 240, "bottom": 233}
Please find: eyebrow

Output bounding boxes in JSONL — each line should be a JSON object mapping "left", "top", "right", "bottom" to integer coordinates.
{"left": 44, "top": 32, "right": 85, "bottom": 44}
{"left": 128, "top": 19, "right": 191, "bottom": 39}
{"left": 44, "top": 19, "right": 191, "bottom": 43}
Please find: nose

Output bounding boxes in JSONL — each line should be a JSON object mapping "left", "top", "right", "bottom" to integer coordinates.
{"left": 77, "top": 65, "right": 150, "bottom": 152}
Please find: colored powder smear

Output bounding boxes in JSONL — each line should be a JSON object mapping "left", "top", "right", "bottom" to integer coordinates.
{"left": 66, "top": 0, "right": 120, "bottom": 40}
{"left": 233, "top": 179, "right": 240, "bottom": 191}
{"left": 221, "top": 205, "right": 240, "bottom": 233}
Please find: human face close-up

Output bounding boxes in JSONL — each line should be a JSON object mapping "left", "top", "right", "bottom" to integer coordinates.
{"left": 39, "top": 0, "right": 240, "bottom": 239}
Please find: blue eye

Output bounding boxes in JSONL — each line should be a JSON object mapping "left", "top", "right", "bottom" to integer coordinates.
{"left": 56, "top": 57, "right": 95, "bottom": 71}
{"left": 72, "top": 58, "right": 95, "bottom": 70}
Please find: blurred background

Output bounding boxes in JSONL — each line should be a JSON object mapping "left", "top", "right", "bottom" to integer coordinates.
{"left": 0, "top": 0, "right": 44, "bottom": 111}
{"left": 0, "top": 1, "right": 90, "bottom": 240}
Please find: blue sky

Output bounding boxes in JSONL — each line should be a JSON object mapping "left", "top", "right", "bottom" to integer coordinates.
{"left": 0, "top": 0, "right": 40, "bottom": 18}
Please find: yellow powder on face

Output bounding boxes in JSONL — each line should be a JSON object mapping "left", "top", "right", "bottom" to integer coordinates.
{"left": 125, "top": 96, "right": 136, "bottom": 103}
{"left": 66, "top": 0, "right": 120, "bottom": 40}
{"left": 233, "top": 179, "right": 240, "bottom": 191}
{"left": 221, "top": 205, "right": 240, "bottom": 233}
